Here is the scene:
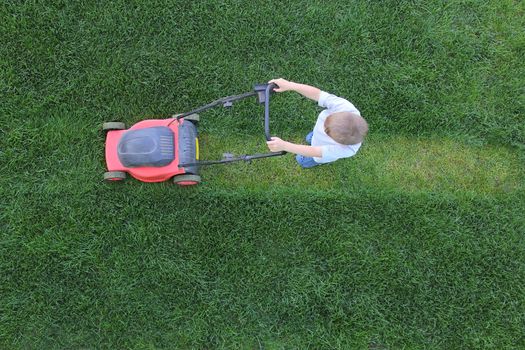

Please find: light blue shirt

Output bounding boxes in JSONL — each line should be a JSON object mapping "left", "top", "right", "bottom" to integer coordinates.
{"left": 311, "top": 91, "right": 362, "bottom": 163}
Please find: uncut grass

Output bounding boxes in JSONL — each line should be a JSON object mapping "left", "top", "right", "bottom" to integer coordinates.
{"left": 2, "top": 0, "right": 524, "bottom": 145}
{"left": 2, "top": 181, "right": 525, "bottom": 348}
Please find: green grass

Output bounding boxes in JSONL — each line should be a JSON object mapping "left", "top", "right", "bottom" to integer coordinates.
{"left": 1, "top": 0, "right": 525, "bottom": 349}
{"left": 197, "top": 133, "right": 524, "bottom": 195}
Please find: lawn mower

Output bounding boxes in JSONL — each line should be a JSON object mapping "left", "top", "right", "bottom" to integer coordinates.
{"left": 102, "top": 83, "right": 285, "bottom": 186}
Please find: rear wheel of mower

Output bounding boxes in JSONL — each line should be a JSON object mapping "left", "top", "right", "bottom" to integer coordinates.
{"left": 102, "top": 122, "right": 126, "bottom": 131}
{"left": 173, "top": 113, "right": 200, "bottom": 125}
{"left": 173, "top": 174, "right": 201, "bottom": 186}
{"left": 104, "top": 171, "right": 126, "bottom": 182}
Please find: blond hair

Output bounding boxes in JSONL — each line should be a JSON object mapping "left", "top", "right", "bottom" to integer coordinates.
{"left": 324, "top": 111, "right": 368, "bottom": 145}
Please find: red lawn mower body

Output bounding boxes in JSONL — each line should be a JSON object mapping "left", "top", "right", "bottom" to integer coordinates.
{"left": 104, "top": 117, "right": 200, "bottom": 186}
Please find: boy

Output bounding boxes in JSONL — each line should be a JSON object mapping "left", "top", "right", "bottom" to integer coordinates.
{"left": 266, "top": 78, "right": 368, "bottom": 168}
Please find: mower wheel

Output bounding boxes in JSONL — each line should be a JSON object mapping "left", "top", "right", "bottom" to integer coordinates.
{"left": 102, "top": 122, "right": 126, "bottom": 131}
{"left": 173, "top": 174, "right": 201, "bottom": 186}
{"left": 104, "top": 171, "right": 126, "bottom": 182}
{"left": 172, "top": 114, "right": 199, "bottom": 125}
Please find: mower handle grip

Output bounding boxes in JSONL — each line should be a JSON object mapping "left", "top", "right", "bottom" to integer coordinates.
{"left": 261, "top": 83, "right": 287, "bottom": 156}
{"left": 264, "top": 83, "right": 277, "bottom": 142}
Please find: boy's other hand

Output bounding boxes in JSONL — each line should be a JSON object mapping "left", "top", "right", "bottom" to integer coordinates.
{"left": 266, "top": 137, "right": 288, "bottom": 152}
{"left": 269, "top": 78, "right": 294, "bottom": 92}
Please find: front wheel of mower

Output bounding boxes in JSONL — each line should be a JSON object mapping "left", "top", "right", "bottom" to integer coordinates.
{"left": 173, "top": 174, "right": 201, "bottom": 186}
{"left": 102, "top": 122, "right": 126, "bottom": 131}
{"left": 104, "top": 171, "right": 126, "bottom": 182}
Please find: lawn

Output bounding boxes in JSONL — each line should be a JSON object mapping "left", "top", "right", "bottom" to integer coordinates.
{"left": 1, "top": 0, "right": 524, "bottom": 349}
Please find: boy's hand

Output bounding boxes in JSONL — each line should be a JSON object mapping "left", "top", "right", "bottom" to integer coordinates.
{"left": 269, "top": 78, "right": 294, "bottom": 92}
{"left": 266, "top": 137, "right": 288, "bottom": 152}
{"left": 267, "top": 137, "right": 323, "bottom": 157}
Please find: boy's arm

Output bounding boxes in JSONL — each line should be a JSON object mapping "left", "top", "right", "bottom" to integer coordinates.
{"left": 267, "top": 137, "right": 322, "bottom": 158}
{"left": 269, "top": 78, "right": 321, "bottom": 102}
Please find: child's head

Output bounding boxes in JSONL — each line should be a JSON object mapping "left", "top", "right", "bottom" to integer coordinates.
{"left": 324, "top": 112, "right": 368, "bottom": 145}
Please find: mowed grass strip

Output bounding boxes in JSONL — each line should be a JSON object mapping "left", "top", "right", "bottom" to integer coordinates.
{"left": 196, "top": 133, "right": 524, "bottom": 195}
{"left": 3, "top": 114, "right": 523, "bottom": 196}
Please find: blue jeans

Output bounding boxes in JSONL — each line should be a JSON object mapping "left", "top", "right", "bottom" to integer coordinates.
{"left": 296, "top": 154, "right": 319, "bottom": 168}
{"left": 305, "top": 131, "right": 313, "bottom": 145}
{"left": 296, "top": 131, "right": 320, "bottom": 168}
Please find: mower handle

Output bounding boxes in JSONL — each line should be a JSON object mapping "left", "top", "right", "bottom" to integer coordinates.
{"left": 176, "top": 83, "right": 287, "bottom": 168}
{"left": 176, "top": 82, "right": 286, "bottom": 157}
{"left": 260, "top": 82, "right": 286, "bottom": 155}
{"left": 264, "top": 83, "right": 276, "bottom": 142}
{"left": 254, "top": 82, "right": 279, "bottom": 142}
